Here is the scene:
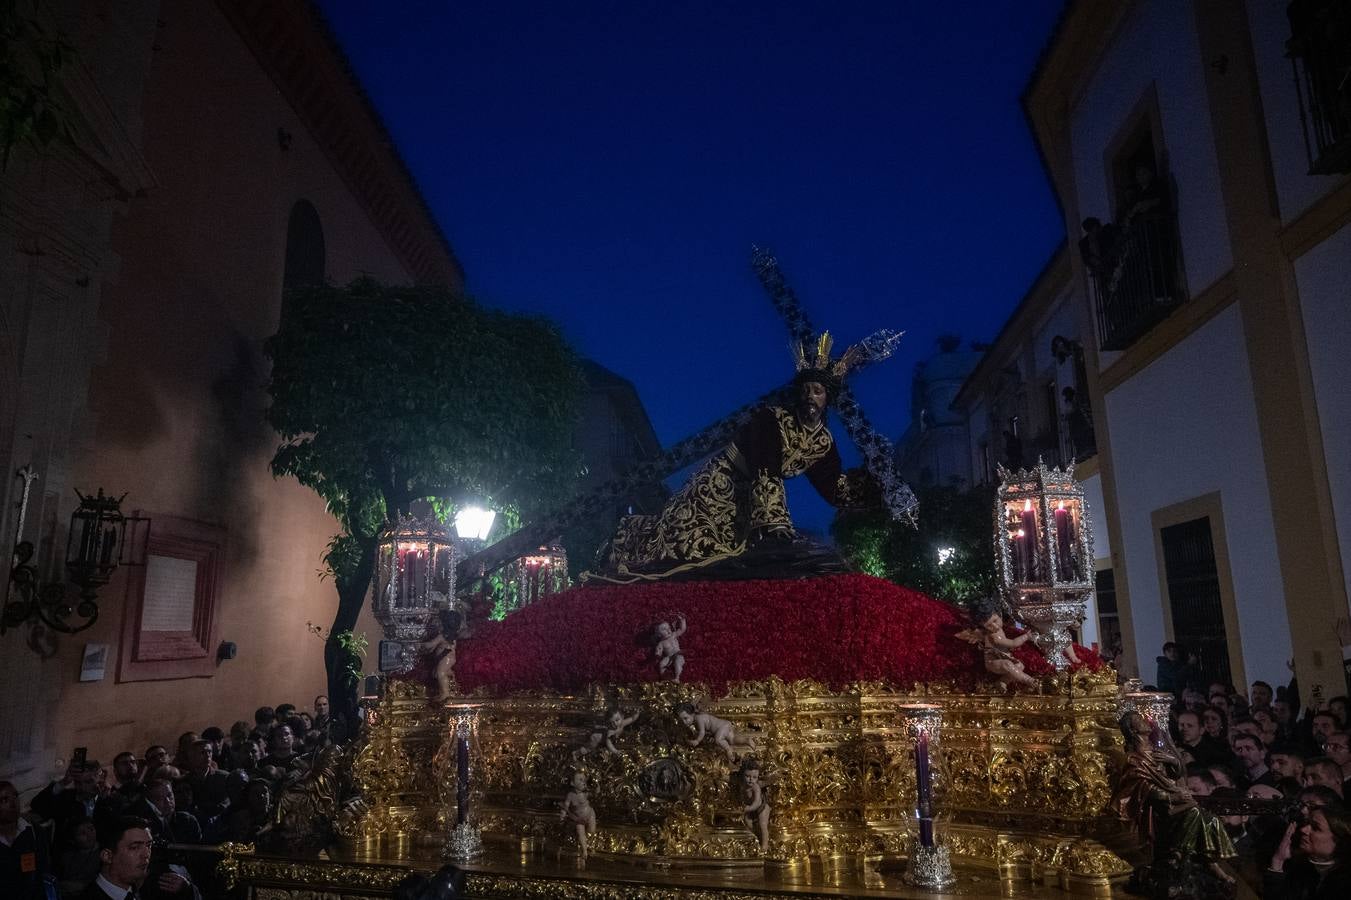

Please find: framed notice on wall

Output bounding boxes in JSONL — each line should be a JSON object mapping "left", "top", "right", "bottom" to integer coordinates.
{"left": 118, "top": 514, "right": 226, "bottom": 682}
{"left": 80, "top": 643, "right": 108, "bottom": 682}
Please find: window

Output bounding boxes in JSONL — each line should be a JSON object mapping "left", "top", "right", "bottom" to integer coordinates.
{"left": 283, "top": 200, "right": 325, "bottom": 290}
{"left": 1160, "top": 517, "right": 1230, "bottom": 686}
{"left": 1095, "top": 568, "right": 1121, "bottom": 659}
{"left": 117, "top": 515, "right": 224, "bottom": 681}
{"left": 1287, "top": 0, "right": 1351, "bottom": 174}
{"left": 1088, "top": 106, "right": 1186, "bottom": 351}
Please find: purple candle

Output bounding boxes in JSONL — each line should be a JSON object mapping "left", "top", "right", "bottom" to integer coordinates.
{"left": 456, "top": 731, "right": 470, "bottom": 825}
{"left": 1054, "top": 503, "right": 1075, "bottom": 580}
{"left": 916, "top": 729, "right": 934, "bottom": 849}
{"left": 1020, "top": 501, "right": 1039, "bottom": 581}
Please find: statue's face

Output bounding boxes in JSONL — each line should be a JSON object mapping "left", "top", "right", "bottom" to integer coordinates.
{"left": 571, "top": 773, "right": 587, "bottom": 791}
{"left": 796, "top": 381, "right": 827, "bottom": 426}
{"left": 678, "top": 709, "right": 694, "bottom": 726}
{"left": 608, "top": 712, "right": 623, "bottom": 727}
{"left": 656, "top": 623, "right": 672, "bottom": 638}
{"left": 745, "top": 768, "right": 760, "bottom": 786}
{"left": 981, "top": 613, "right": 1002, "bottom": 634}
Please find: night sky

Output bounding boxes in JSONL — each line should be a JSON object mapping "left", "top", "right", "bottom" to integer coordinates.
{"left": 317, "top": 0, "right": 1067, "bottom": 532}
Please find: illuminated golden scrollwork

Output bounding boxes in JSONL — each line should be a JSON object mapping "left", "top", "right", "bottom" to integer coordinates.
{"left": 341, "top": 668, "right": 1131, "bottom": 894}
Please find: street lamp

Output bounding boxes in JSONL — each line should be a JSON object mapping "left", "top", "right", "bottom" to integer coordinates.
{"left": 454, "top": 506, "right": 496, "bottom": 542}
{"left": 4, "top": 473, "right": 148, "bottom": 637}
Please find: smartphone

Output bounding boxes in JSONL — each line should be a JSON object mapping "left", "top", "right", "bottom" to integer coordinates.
{"left": 72, "top": 746, "right": 87, "bottom": 769}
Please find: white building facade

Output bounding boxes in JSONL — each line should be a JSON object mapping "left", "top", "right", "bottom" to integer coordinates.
{"left": 1021, "top": 0, "right": 1350, "bottom": 692}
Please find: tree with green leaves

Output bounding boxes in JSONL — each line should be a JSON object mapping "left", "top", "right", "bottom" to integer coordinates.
{"left": 832, "top": 483, "right": 996, "bottom": 606}
{"left": 266, "top": 278, "right": 584, "bottom": 721}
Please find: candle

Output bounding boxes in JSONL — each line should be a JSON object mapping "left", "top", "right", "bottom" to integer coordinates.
{"left": 1054, "top": 502, "right": 1074, "bottom": 580}
{"left": 456, "top": 730, "right": 470, "bottom": 826}
{"left": 1020, "top": 500, "right": 1039, "bottom": 581}
{"left": 916, "top": 729, "right": 934, "bottom": 849}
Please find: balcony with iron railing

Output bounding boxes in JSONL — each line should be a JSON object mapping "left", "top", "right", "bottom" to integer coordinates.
{"left": 1288, "top": 0, "right": 1351, "bottom": 175}
{"left": 1088, "top": 212, "right": 1186, "bottom": 352}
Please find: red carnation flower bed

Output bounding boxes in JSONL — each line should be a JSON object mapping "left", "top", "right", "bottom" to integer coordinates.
{"left": 450, "top": 573, "right": 1101, "bottom": 695}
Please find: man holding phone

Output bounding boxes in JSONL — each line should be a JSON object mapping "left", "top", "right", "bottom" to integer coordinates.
{"left": 31, "top": 751, "right": 106, "bottom": 855}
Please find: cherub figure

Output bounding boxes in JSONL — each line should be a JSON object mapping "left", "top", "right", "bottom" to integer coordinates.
{"left": 420, "top": 609, "right": 462, "bottom": 702}
{"left": 675, "top": 702, "right": 755, "bottom": 761}
{"left": 956, "top": 600, "right": 1039, "bottom": 690}
{"left": 739, "top": 758, "right": 771, "bottom": 852}
{"left": 605, "top": 707, "right": 640, "bottom": 746}
{"left": 654, "top": 614, "right": 687, "bottom": 681}
{"left": 559, "top": 771, "right": 596, "bottom": 858}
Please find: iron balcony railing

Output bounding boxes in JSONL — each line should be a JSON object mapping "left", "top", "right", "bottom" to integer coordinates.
{"left": 1088, "top": 212, "right": 1185, "bottom": 352}
{"left": 1288, "top": 0, "right": 1351, "bottom": 175}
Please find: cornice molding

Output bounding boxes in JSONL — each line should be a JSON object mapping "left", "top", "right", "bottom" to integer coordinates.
{"left": 216, "top": 0, "right": 465, "bottom": 289}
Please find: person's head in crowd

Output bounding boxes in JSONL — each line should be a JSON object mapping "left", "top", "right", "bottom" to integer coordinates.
{"left": 1209, "top": 681, "right": 1229, "bottom": 698}
{"left": 1186, "top": 767, "right": 1217, "bottom": 797}
{"left": 1232, "top": 733, "right": 1267, "bottom": 774}
{"left": 1202, "top": 706, "right": 1228, "bottom": 741}
{"left": 1161, "top": 641, "right": 1179, "bottom": 663}
{"left": 145, "top": 779, "right": 174, "bottom": 819}
{"left": 186, "top": 739, "right": 213, "bottom": 776}
{"left": 1230, "top": 716, "right": 1262, "bottom": 744}
{"left": 275, "top": 703, "right": 296, "bottom": 722}
{"left": 174, "top": 731, "right": 198, "bottom": 765}
{"left": 1296, "top": 803, "right": 1351, "bottom": 867}
{"left": 1208, "top": 765, "right": 1237, "bottom": 789}
{"left": 1325, "top": 732, "right": 1351, "bottom": 770}
{"left": 225, "top": 770, "right": 250, "bottom": 808}
{"left": 298, "top": 712, "right": 314, "bottom": 732}
{"left": 268, "top": 724, "right": 295, "bottom": 758}
{"left": 232, "top": 737, "right": 263, "bottom": 771}
{"left": 1182, "top": 687, "right": 1206, "bottom": 709}
{"left": 144, "top": 745, "right": 169, "bottom": 773}
{"left": 229, "top": 721, "right": 251, "bottom": 746}
{"left": 1273, "top": 697, "right": 1294, "bottom": 727}
{"left": 1251, "top": 680, "right": 1274, "bottom": 710}
{"left": 71, "top": 759, "right": 101, "bottom": 799}
{"left": 1331, "top": 696, "right": 1349, "bottom": 728}
{"left": 245, "top": 780, "right": 271, "bottom": 819}
{"left": 201, "top": 727, "right": 225, "bottom": 758}
{"left": 314, "top": 696, "right": 330, "bottom": 720}
{"left": 67, "top": 815, "right": 98, "bottom": 853}
{"left": 146, "top": 765, "right": 181, "bottom": 784}
{"left": 113, "top": 751, "right": 139, "bottom": 787}
{"left": 1313, "top": 711, "right": 1339, "bottom": 747}
{"left": 1247, "top": 783, "right": 1283, "bottom": 802}
{"left": 173, "top": 778, "right": 196, "bottom": 812}
{"left": 1177, "top": 710, "right": 1203, "bottom": 745}
{"left": 96, "top": 816, "right": 152, "bottom": 891}
{"left": 1210, "top": 693, "right": 1233, "bottom": 717}
{"left": 255, "top": 706, "right": 276, "bottom": 732}
{"left": 1303, "top": 757, "right": 1346, "bottom": 797}
{"left": 1252, "top": 707, "right": 1278, "bottom": 744}
{"left": 1271, "top": 744, "right": 1306, "bottom": 780}
{"left": 285, "top": 715, "right": 307, "bottom": 740}
{"left": 0, "top": 780, "right": 19, "bottom": 830}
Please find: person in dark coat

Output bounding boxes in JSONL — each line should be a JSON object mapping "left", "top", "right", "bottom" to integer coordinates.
{"left": 1264, "top": 803, "right": 1351, "bottom": 899}
{"left": 0, "top": 780, "right": 54, "bottom": 900}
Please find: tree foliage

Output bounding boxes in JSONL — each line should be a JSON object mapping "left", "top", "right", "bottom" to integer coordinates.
{"left": 265, "top": 278, "right": 585, "bottom": 713}
{"left": 832, "top": 483, "right": 996, "bottom": 606}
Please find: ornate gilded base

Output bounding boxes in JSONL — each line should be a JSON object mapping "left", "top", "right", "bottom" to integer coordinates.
{"left": 221, "top": 842, "right": 1132, "bottom": 899}
{"left": 903, "top": 844, "right": 956, "bottom": 890}
{"left": 348, "top": 672, "right": 1133, "bottom": 896}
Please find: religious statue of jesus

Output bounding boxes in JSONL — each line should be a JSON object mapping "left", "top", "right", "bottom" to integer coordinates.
{"left": 592, "top": 333, "right": 870, "bottom": 583}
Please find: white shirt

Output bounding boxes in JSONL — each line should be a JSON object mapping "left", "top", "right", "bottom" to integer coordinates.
{"left": 95, "top": 874, "right": 133, "bottom": 900}
{"left": 0, "top": 816, "right": 32, "bottom": 847}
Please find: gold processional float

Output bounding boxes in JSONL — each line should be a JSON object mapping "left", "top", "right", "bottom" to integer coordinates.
{"left": 222, "top": 463, "right": 1157, "bottom": 899}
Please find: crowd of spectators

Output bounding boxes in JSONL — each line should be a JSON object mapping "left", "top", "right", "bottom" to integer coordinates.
{"left": 1152, "top": 642, "right": 1351, "bottom": 897}
{"left": 1, "top": 695, "right": 350, "bottom": 900}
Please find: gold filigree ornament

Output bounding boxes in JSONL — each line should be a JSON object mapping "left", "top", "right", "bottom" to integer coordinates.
{"left": 329, "top": 675, "right": 1132, "bottom": 894}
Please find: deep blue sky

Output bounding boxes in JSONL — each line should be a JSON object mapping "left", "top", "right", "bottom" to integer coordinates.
{"left": 318, "top": 0, "right": 1067, "bottom": 532}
